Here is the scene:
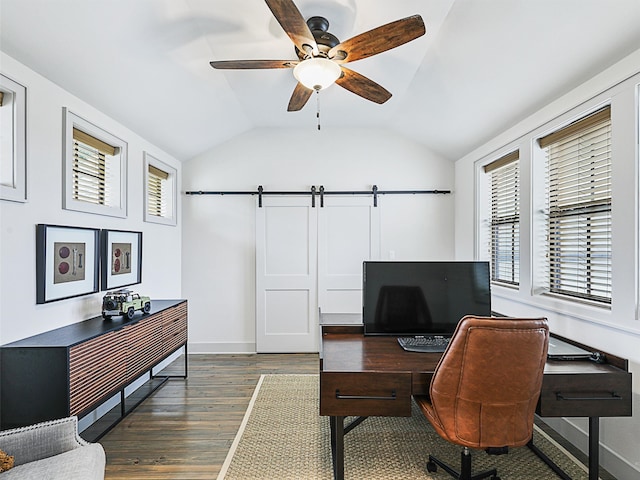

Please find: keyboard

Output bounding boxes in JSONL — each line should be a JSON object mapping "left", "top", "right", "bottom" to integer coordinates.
{"left": 397, "top": 335, "right": 451, "bottom": 353}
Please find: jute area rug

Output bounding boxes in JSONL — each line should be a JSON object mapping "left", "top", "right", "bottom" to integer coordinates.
{"left": 218, "top": 374, "right": 590, "bottom": 480}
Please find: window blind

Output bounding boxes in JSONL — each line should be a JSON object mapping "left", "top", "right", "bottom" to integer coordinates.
{"left": 147, "top": 164, "right": 169, "bottom": 217}
{"left": 539, "top": 106, "right": 611, "bottom": 303}
{"left": 72, "top": 128, "right": 113, "bottom": 206}
{"left": 485, "top": 151, "right": 519, "bottom": 285}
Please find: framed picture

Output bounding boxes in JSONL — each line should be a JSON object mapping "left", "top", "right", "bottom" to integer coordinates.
{"left": 36, "top": 224, "right": 100, "bottom": 304}
{"left": 101, "top": 229, "right": 142, "bottom": 290}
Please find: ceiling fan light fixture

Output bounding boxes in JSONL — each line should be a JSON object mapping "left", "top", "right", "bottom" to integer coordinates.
{"left": 293, "top": 57, "right": 341, "bottom": 91}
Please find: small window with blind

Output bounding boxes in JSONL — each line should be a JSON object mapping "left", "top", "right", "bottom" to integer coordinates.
{"left": 484, "top": 150, "right": 520, "bottom": 286}
{"left": 144, "top": 152, "right": 177, "bottom": 226}
{"left": 0, "top": 73, "right": 27, "bottom": 203}
{"left": 538, "top": 106, "right": 612, "bottom": 304}
{"left": 63, "top": 109, "right": 127, "bottom": 217}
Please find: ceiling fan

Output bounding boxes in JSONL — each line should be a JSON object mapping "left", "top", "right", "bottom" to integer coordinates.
{"left": 210, "top": 0, "right": 426, "bottom": 112}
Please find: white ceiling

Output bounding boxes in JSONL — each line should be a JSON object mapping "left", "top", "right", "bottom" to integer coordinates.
{"left": 1, "top": 0, "right": 640, "bottom": 162}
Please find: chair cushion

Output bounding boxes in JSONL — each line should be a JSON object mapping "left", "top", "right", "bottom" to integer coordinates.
{"left": 0, "top": 444, "right": 105, "bottom": 480}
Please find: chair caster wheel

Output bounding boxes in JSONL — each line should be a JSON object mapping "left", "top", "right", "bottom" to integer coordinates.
{"left": 426, "top": 460, "right": 437, "bottom": 473}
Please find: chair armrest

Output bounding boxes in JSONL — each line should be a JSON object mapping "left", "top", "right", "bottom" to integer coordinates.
{"left": 0, "top": 417, "right": 88, "bottom": 466}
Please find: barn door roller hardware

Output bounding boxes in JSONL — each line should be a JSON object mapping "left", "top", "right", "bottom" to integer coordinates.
{"left": 185, "top": 185, "right": 450, "bottom": 207}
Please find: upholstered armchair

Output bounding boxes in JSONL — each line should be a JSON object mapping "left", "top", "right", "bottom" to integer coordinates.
{"left": 0, "top": 416, "right": 105, "bottom": 479}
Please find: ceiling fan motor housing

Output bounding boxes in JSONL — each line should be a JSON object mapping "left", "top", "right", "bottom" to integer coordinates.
{"left": 295, "top": 16, "right": 340, "bottom": 59}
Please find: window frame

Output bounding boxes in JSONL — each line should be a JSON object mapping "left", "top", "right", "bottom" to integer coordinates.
{"left": 637, "top": 83, "right": 640, "bottom": 321}
{"left": 485, "top": 150, "right": 520, "bottom": 287}
{"left": 63, "top": 108, "right": 128, "bottom": 218}
{"left": 0, "top": 73, "right": 27, "bottom": 203}
{"left": 539, "top": 106, "right": 612, "bottom": 305}
{"left": 143, "top": 152, "right": 177, "bottom": 226}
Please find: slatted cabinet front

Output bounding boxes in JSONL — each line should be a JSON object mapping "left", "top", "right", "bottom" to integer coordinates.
{"left": 162, "top": 301, "right": 188, "bottom": 354}
{"left": 69, "top": 329, "right": 128, "bottom": 415}
{"left": 125, "top": 314, "right": 164, "bottom": 381}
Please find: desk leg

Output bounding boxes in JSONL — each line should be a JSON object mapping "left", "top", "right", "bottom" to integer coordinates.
{"left": 330, "top": 416, "right": 344, "bottom": 480}
{"left": 588, "top": 417, "right": 599, "bottom": 480}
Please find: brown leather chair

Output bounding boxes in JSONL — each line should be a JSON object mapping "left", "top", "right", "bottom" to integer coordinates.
{"left": 414, "top": 316, "right": 549, "bottom": 480}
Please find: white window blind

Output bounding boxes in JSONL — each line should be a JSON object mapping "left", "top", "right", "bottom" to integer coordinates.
{"left": 72, "top": 128, "right": 120, "bottom": 207}
{"left": 539, "top": 106, "right": 612, "bottom": 303}
{"left": 484, "top": 151, "right": 520, "bottom": 285}
{"left": 143, "top": 153, "right": 176, "bottom": 226}
{"left": 147, "top": 164, "right": 170, "bottom": 218}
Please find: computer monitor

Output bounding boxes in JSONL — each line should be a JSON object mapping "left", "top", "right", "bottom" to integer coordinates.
{"left": 363, "top": 261, "right": 491, "bottom": 336}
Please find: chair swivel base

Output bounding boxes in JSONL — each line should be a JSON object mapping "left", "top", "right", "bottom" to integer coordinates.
{"left": 426, "top": 448, "right": 500, "bottom": 480}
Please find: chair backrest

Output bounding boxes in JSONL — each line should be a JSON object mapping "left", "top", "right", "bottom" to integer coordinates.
{"left": 429, "top": 316, "right": 549, "bottom": 449}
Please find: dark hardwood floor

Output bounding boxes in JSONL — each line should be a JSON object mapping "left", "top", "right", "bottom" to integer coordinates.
{"left": 99, "top": 353, "right": 615, "bottom": 480}
{"left": 100, "top": 353, "right": 319, "bottom": 480}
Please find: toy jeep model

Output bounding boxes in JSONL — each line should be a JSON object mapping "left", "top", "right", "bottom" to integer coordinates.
{"left": 102, "top": 289, "right": 151, "bottom": 320}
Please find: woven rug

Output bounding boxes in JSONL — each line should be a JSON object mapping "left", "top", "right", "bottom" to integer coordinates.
{"left": 218, "top": 374, "right": 590, "bottom": 480}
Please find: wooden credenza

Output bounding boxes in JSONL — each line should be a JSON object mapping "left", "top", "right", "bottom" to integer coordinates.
{"left": 1, "top": 299, "right": 187, "bottom": 439}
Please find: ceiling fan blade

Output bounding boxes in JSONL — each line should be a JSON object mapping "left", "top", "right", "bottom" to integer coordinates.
{"left": 329, "top": 15, "right": 425, "bottom": 64}
{"left": 210, "top": 59, "right": 297, "bottom": 69}
{"left": 336, "top": 67, "right": 392, "bottom": 104}
{"left": 264, "top": 0, "right": 318, "bottom": 56}
{"left": 287, "top": 82, "right": 313, "bottom": 111}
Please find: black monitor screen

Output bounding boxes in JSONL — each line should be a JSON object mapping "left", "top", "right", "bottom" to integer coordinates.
{"left": 363, "top": 261, "right": 491, "bottom": 336}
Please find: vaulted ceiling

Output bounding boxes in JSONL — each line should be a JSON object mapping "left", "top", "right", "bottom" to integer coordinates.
{"left": 2, "top": 0, "right": 640, "bottom": 161}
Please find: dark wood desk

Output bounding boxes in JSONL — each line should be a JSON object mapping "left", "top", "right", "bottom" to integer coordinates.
{"left": 319, "top": 326, "right": 632, "bottom": 480}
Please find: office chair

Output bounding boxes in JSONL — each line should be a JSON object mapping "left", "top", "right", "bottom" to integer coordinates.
{"left": 414, "top": 316, "right": 549, "bottom": 480}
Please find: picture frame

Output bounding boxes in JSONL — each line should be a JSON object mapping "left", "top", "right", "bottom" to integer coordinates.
{"left": 101, "top": 229, "right": 142, "bottom": 290}
{"left": 36, "top": 224, "right": 100, "bottom": 304}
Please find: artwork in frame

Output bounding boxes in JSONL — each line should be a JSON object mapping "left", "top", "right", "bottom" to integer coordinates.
{"left": 101, "top": 229, "right": 142, "bottom": 290}
{"left": 36, "top": 224, "right": 100, "bottom": 304}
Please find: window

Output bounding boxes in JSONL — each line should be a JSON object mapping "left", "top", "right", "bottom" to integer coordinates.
{"left": 144, "top": 152, "right": 177, "bottom": 226}
{"left": 0, "top": 74, "right": 27, "bottom": 203}
{"left": 63, "top": 109, "right": 127, "bottom": 217}
{"left": 484, "top": 151, "right": 520, "bottom": 286}
{"left": 147, "top": 164, "right": 168, "bottom": 216}
{"left": 539, "top": 106, "right": 611, "bottom": 303}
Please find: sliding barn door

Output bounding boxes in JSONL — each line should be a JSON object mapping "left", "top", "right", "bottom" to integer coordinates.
{"left": 256, "top": 195, "right": 379, "bottom": 352}
{"left": 256, "top": 197, "right": 318, "bottom": 353}
{"left": 317, "top": 196, "right": 380, "bottom": 315}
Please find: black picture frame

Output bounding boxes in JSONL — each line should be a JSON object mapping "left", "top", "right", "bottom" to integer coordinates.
{"left": 36, "top": 224, "right": 100, "bottom": 304}
{"left": 101, "top": 229, "right": 142, "bottom": 291}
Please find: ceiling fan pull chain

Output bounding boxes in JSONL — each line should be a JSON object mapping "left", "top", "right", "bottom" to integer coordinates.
{"left": 316, "top": 88, "right": 321, "bottom": 130}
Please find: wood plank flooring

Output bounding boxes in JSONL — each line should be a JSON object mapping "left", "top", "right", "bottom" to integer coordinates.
{"left": 100, "top": 353, "right": 319, "bottom": 480}
{"left": 98, "top": 353, "right": 614, "bottom": 480}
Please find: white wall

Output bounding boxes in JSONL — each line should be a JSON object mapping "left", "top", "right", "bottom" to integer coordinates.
{"left": 0, "top": 52, "right": 182, "bottom": 345}
{"left": 182, "top": 127, "right": 454, "bottom": 353}
{"left": 455, "top": 49, "right": 640, "bottom": 480}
